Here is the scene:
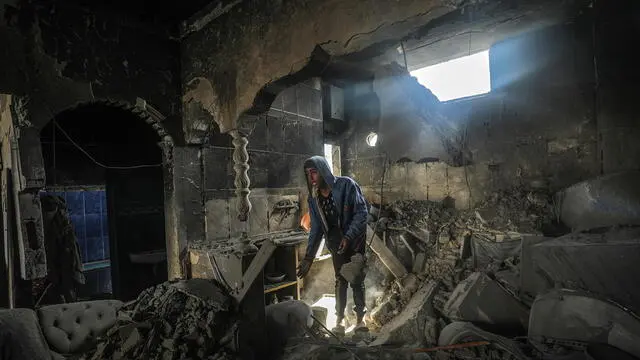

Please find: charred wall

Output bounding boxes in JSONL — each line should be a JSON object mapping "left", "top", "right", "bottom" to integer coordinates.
{"left": 343, "top": 19, "right": 606, "bottom": 208}
{"left": 203, "top": 80, "right": 323, "bottom": 241}
{"left": 0, "top": 1, "right": 182, "bottom": 129}
{"left": 180, "top": 0, "right": 465, "bottom": 137}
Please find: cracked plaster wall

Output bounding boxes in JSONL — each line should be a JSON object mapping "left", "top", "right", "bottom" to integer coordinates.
{"left": 344, "top": 22, "right": 602, "bottom": 208}
{"left": 181, "top": 0, "right": 463, "bottom": 141}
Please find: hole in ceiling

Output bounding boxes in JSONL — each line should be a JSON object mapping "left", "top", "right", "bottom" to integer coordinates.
{"left": 411, "top": 50, "right": 491, "bottom": 102}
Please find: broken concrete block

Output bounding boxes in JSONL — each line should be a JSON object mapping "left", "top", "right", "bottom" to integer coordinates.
{"left": 369, "top": 297, "right": 396, "bottom": 328}
{"left": 370, "top": 281, "right": 439, "bottom": 346}
{"left": 438, "top": 232, "right": 450, "bottom": 244}
{"left": 412, "top": 252, "right": 426, "bottom": 274}
{"left": 438, "top": 322, "right": 528, "bottom": 359}
{"left": 470, "top": 236, "right": 521, "bottom": 270}
{"left": 399, "top": 273, "right": 419, "bottom": 299}
{"left": 188, "top": 249, "right": 216, "bottom": 279}
{"left": 340, "top": 253, "right": 365, "bottom": 283}
{"left": 495, "top": 269, "right": 519, "bottom": 296}
{"left": 519, "top": 235, "right": 553, "bottom": 304}
{"left": 529, "top": 289, "right": 640, "bottom": 359}
{"left": 367, "top": 225, "right": 408, "bottom": 280}
{"left": 444, "top": 272, "right": 530, "bottom": 332}
{"left": 423, "top": 316, "right": 439, "bottom": 345}
{"left": 529, "top": 227, "right": 640, "bottom": 314}
{"left": 311, "top": 306, "right": 328, "bottom": 327}
{"left": 560, "top": 171, "right": 640, "bottom": 232}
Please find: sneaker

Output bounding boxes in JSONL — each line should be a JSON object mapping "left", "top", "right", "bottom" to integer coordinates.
{"left": 354, "top": 316, "right": 368, "bottom": 331}
{"left": 332, "top": 324, "right": 345, "bottom": 335}
{"left": 354, "top": 320, "right": 368, "bottom": 331}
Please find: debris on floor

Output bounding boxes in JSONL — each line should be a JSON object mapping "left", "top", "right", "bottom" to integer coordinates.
{"left": 317, "top": 184, "right": 640, "bottom": 360}
{"left": 84, "top": 279, "right": 239, "bottom": 360}
{"left": 68, "top": 183, "right": 640, "bottom": 360}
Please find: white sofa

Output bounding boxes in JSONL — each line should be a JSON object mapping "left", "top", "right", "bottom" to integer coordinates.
{"left": 0, "top": 300, "right": 122, "bottom": 359}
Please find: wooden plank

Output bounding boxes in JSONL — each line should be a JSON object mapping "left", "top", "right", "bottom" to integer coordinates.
{"left": 367, "top": 225, "right": 408, "bottom": 279}
{"left": 264, "top": 280, "right": 298, "bottom": 294}
{"left": 234, "top": 240, "right": 277, "bottom": 303}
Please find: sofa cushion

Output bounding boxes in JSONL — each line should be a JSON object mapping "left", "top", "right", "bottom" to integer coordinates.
{"left": 0, "top": 308, "right": 52, "bottom": 360}
{"left": 37, "top": 300, "right": 123, "bottom": 354}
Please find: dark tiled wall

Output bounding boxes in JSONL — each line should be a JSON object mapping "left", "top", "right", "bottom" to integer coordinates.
{"left": 204, "top": 79, "right": 324, "bottom": 241}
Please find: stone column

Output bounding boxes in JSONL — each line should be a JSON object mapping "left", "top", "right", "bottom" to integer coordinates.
{"left": 229, "top": 129, "right": 256, "bottom": 252}
{"left": 161, "top": 142, "right": 205, "bottom": 280}
{"left": 159, "top": 140, "right": 181, "bottom": 280}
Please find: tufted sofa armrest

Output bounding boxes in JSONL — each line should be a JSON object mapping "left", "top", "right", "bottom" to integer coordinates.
{"left": 0, "top": 308, "right": 52, "bottom": 360}
{"left": 37, "top": 300, "right": 123, "bottom": 355}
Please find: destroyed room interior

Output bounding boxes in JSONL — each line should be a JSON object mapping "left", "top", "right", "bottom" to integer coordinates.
{"left": 1, "top": 0, "right": 640, "bottom": 359}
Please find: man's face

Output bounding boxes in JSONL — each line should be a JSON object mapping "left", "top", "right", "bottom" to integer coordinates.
{"left": 306, "top": 168, "right": 320, "bottom": 187}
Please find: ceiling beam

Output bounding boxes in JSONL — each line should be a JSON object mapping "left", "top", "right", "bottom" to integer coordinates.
{"left": 180, "top": 0, "right": 243, "bottom": 39}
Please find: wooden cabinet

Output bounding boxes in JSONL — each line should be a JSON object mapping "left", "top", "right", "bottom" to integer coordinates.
{"left": 263, "top": 243, "right": 301, "bottom": 303}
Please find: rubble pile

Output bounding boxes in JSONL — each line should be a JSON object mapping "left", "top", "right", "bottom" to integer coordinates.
{"left": 386, "top": 199, "right": 457, "bottom": 235}
{"left": 84, "top": 279, "right": 239, "bottom": 360}
{"left": 367, "top": 189, "right": 557, "bottom": 348}
{"left": 460, "top": 187, "right": 555, "bottom": 235}
{"left": 358, "top": 182, "right": 640, "bottom": 360}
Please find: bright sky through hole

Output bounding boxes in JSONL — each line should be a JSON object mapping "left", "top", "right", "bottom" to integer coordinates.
{"left": 410, "top": 50, "right": 491, "bottom": 102}
{"left": 324, "top": 144, "right": 333, "bottom": 173}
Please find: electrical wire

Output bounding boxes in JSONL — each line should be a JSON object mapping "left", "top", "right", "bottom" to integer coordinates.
{"left": 400, "top": 41, "right": 409, "bottom": 70}
{"left": 52, "top": 121, "right": 162, "bottom": 170}
{"left": 208, "top": 252, "right": 233, "bottom": 292}
{"left": 367, "top": 153, "right": 388, "bottom": 248}
{"left": 310, "top": 314, "right": 363, "bottom": 360}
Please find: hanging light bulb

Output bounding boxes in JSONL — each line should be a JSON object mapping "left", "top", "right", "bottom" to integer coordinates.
{"left": 366, "top": 132, "right": 378, "bottom": 147}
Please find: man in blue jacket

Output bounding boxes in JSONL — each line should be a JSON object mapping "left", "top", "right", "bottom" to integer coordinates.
{"left": 296, "top": 156, "right": 369, "bottom": 330}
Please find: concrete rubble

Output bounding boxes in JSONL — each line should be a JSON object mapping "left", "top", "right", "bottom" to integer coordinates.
{"left": 332, "top": 184, "right": 640, "bottom": 360}
{"left": 64, "top": 183, "right": 640, "bottom": 360}
{"left": 83, "top": 279, "right": 240, "bottom": 360}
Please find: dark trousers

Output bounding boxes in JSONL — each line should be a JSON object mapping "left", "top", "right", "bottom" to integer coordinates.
{"left": 331, "top": 247, "right": 366, "bottom": 321}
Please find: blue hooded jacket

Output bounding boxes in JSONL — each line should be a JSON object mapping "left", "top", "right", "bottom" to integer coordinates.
{"left": 303, "top": 156, "right": 368, "bottom": 259}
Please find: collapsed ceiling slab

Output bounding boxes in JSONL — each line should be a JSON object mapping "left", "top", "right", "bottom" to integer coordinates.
{"left": 181, "top": 0, "right": 464, "bottom": 136}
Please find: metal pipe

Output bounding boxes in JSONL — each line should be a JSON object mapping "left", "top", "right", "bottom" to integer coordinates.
{"left": 10, "top": 136, "right": 26, "bottom": 279}
{"left": 5, "top": 168, "right": 14, "bottom": 308}
{"left": 398, "top": 234, "right": 416, "bottom": 263}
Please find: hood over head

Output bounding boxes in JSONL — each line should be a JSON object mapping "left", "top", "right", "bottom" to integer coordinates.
{"left": 303, "top": 156, "right": 335, "bottom": 195}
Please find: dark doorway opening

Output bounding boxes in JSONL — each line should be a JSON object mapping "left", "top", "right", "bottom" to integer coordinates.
{"left": 40, "top": 103, "right": 167, "bottom": 302}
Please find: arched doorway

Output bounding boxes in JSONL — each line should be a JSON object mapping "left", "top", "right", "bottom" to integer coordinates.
{"left": 39, "top": 103, "right": 167, "bottom": 301}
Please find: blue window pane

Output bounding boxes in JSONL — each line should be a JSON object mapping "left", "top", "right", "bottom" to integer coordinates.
{"left": 84, "top": 191, "right": 102, "bottom": 214}
{"left": 42, "top": 189, "right": 109, "bottom": 265}
{"left": 85, "top": 214, "right": 102, "bottom": 238}
{"left": 66, "top": 192, "right": 85, "bottom": 216}
{"left": 86, "top": 237, "right": 104, "bottom": 262}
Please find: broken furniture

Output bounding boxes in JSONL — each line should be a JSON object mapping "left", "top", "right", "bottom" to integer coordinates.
{"left": 437, "top": 322, "right": 529, "bottom": 359}
{"left": 263, "top": 238, "right": 303, "bottom": 302}
{"left": 371, "top": 281, "right": 439, "bottom": 346}
{"left": 527, "top": 226, "right": 640, "bottom": 314}
{"left": 367, "top": 225, "right": 408, "bottom": 280}
{"left": 444, "top": 272, "right": 530, "bottom": 333}
{"left": 529, "top": 289, "right": 640, "bottom": 359}
{"left": 187, "top": 231, "right": 307, "bottom": 358}
{"left": 0, "top": 300, "right": 122, "bottom": 359}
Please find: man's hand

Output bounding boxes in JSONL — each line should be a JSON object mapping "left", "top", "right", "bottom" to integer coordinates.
{"left": 297, "top": 257, "right": 314, "bottom": 278}
{"left": 337, "top": 238, "right": 348, "bottom": 254}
